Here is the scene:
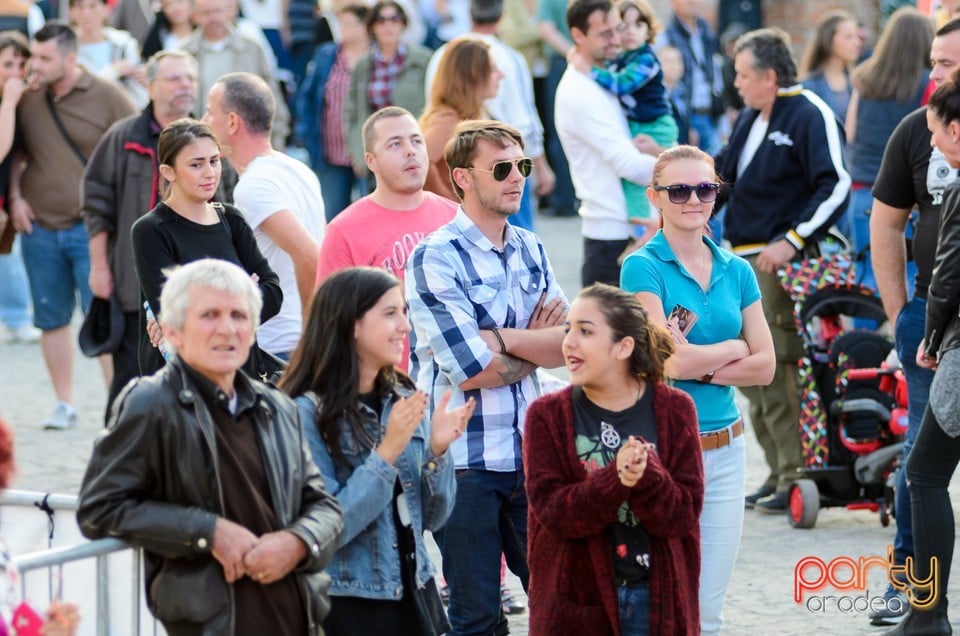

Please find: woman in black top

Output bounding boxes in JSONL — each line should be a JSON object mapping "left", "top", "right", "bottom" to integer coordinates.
{"left": 131, "top": 118, "right": 281, "bottom": 375}
{"left": 896, "top": 70, "right": 960, "bottom": 635}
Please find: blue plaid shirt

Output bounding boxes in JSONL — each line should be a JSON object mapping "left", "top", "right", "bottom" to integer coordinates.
{"left": 405, "top": 208, "right": 567, "bottom": 471}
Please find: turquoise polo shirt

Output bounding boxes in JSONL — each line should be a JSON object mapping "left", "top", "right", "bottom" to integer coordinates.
{"left": 621, "top": 231, "right": 762, "bottom": 432}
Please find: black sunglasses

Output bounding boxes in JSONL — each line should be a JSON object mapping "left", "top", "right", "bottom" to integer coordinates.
{"left": 467, "top": 158, "right": 533, "bottom": 181}
{"left": 652, "top": 182, "right": 721, "bottom": 204}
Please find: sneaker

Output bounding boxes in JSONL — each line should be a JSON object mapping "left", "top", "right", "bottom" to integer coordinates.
{"left": 501, "top": 585, "right": 526, "bottom": 615}
{"left": 745, "top": 484, "right": 776, "bottom": 509}
{"left": 755, "top": 491, "right": 788, "bottom": 514}
{"left": 42, "top": 403, "right": 78, "bottom": 430}
{"left": 870, "top": 587, "right": 909, "bottom": 626}
{"left": 8, "top": 324, "right": 40, "bottom": 343}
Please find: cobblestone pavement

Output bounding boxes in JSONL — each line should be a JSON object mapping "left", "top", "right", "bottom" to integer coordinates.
{"left": 2, "top": 214, "right": 958, "bottom": 634}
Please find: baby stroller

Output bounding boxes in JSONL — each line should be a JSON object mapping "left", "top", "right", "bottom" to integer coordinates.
{"left": 777, "top": 253, "right": 908, "bottom": 529}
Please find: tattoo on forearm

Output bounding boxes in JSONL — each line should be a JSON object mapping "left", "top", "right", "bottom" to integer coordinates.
{"left": 496, "top": 354, "right": 536, "bottom": 385}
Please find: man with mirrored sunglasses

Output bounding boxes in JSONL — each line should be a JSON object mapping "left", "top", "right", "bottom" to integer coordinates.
{"left": 406, "top": 120, "right": 568, "bottom": 636}
{"left": 715, "top": 27, "right": 850, "bottom": 514}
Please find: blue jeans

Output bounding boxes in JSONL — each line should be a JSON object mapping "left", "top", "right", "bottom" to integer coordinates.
{"left": 434, "top": 469, "right": 529, "bottom": 636}
{"left": 618, "top": 580, "right": 651, "bottom": 636}
{"left": 318, "top": 163, "right": 362, "bottom": 222}
{"left": 893, "top": 296, "right": 935, "bottom": 568}
{"left": 544, "top": 55, "right": 577, "bottom": 216}
{"left": 846, "top": 187, "right": 918, "bottom": 296}
{"left": 699, "top": 428, "right": 745, "bottom": 635}
{"left": 689, "top": 113, "right": 722, "bottom": 156}
{"left": 20, "top": 222, "right": 92, "bottom": 330}
{"left": 0, "top": 236, "right": 33, "bottom": 328}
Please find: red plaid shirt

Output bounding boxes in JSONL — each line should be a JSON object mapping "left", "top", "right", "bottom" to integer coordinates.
{"left": 367, "top": 43, "right": 407, "bottom": 112}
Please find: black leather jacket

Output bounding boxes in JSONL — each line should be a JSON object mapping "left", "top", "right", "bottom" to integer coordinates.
{"left": 925, "top": 180, "right": 960, "bottom": 358}
{"left": 77, "top": 358, "right": 344, "bottom": 634}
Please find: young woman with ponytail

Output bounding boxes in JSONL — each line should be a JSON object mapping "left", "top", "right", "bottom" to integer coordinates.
{"left": 621, "top": 144, "right": 775, "bottom": 635}
{"left": 524, "top": 283, "right": 704, "bottom": 635}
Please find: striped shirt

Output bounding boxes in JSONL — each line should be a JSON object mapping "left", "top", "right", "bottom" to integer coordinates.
{"left": 322, "top": 48, "right": 353, "bottom": 167}
{"left": 405, "top": 208, "right": 567, "bottom": 471}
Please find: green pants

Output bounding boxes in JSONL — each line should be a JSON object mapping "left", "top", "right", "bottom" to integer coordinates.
{"left": 623, "top": 114, "right": 679, "bottom": 228}
{"left": 740, "top": 256, "right": 804, "bottom": 493}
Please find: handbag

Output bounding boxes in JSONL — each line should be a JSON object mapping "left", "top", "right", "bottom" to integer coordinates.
{"left": 250, "top": 344, "right": 286, "bottom": 386}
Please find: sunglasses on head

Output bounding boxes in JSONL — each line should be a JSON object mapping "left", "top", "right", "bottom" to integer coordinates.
{"left": 652, "top": 182, "right": 721, "bottom": 204}
{"left": 467, "top": 157, "right": 533, "bottom": 181}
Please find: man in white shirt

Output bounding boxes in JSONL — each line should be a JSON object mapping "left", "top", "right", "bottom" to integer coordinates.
{"left": 204, "top": 71, "right": 325, "bottom": 358}
{"left": 183, "top": 0, "right": 290, "bottom": 147}
{"left": 555, "top": 0, "right": 657, "bottom": 286}
{"left": 425, "top": 0, "right": 554, "bottom": 231}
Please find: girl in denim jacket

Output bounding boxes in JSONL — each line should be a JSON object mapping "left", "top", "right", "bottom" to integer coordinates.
{"left": 282, "top": 266, "right": 475, "bottom": 636}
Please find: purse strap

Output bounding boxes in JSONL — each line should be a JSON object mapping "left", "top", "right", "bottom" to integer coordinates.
{"left": 45, "top": 91, "right": 87, "bottom": 165}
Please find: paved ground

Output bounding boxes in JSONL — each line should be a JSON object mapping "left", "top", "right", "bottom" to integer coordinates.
{"left": 2, "top": 212, "right": 959, "bottom": 634}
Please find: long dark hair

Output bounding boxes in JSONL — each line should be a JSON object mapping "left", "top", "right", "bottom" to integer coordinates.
{"left": 281, "top": 267, "right": 415, "bottom": 466}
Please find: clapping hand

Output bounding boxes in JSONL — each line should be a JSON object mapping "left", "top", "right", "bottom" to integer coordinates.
{"left": 615, "top": 436, "right": 654, "bottom": 488}
{"left": 377, "top": 390, "right": 429, "bottom": 464}
{"left": 430, "top": 389, "right": 476, "bottom": 456}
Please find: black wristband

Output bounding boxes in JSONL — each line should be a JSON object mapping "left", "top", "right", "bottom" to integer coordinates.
{"left": 491, "top": 327, "right": 506, "bottom": 354}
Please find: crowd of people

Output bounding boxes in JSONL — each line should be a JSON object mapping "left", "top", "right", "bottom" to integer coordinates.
{"left": 0, "top": 0, "right": 959, "bottom": 634}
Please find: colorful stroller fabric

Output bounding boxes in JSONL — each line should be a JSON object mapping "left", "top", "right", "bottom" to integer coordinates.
{"left": 777, "top": 254, "right": 880, "bottom": 467}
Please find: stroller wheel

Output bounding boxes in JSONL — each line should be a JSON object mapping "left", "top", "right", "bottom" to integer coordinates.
{"left": 788, "top": 479, "right": 820, "bottom": 529}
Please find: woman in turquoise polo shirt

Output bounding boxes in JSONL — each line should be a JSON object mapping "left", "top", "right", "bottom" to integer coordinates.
{"left": 621, "top": 145, "right": 775, "bottom": 636}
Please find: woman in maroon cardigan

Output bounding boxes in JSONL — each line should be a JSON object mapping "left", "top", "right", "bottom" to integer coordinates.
{"left": 524, "top": 284, "right": 704, "bottom": 635}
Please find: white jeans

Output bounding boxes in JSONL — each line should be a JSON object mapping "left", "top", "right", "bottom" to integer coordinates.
{"left": 699, "top": 428, "right": 746, "bottom": 635}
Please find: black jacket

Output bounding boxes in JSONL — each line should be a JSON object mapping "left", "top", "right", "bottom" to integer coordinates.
{"left": 716, "top": 86, "right": 850, "bottom": 253}
{"left": 925, "top": 179, "right": 960, "bottom": 358}
{"left": 77, "top": 357, "right": 343, "bottom": 634}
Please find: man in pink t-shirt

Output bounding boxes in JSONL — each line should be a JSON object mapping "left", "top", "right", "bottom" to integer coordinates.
{"left": 317, "top": 106, "right": 457, "bottom": 283}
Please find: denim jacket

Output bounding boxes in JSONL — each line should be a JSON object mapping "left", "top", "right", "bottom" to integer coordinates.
{"left": 295, "top": 386, "right": 455, "bottom": 600}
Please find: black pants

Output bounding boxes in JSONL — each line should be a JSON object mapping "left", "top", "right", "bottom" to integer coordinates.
{"left": 906, "top": 404, "right": 957, "bottom": 610}
{"left": 105, "top": 311, "right": 141, "bottom": 424}
{"left": 582, "top": 237, "right": 631, "bottom": 288}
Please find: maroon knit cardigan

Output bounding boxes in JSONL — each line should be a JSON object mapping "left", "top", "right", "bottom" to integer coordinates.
{"left": 524, "top": 383, "right": 704, "bottom": 636}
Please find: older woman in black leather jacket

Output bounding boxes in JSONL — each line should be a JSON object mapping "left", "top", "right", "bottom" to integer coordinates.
{"left": 892, "top": 71, "right": 960, "bottom": 636}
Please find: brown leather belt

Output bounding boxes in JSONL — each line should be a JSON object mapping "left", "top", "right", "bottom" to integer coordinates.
{"left": 700, "top": 419, "right": 744, "bottom": 451}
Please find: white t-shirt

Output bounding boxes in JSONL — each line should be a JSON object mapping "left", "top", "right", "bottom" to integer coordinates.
{"left": 737, "top": 116, "right": 769, "bottom": 178}
{"left": 234, "top": 152, "right": 326, "bottom": 354}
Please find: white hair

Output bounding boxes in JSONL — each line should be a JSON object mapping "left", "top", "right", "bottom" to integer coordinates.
{"left": 159, "top": 259, "right": 262, "bottom": 332}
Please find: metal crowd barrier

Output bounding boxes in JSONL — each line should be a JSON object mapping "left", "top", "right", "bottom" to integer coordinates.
{"left": 2, "top": 489, "right": 159, "bottom": 636}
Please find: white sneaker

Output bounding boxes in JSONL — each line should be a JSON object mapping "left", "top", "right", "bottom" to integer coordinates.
{"left": 42, "top": 403, "right": 78, "bottom": 430}
{"left": 10, "top": 324, "right": 40, "bottom": 343}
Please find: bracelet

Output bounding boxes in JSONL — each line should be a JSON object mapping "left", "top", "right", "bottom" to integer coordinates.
{"left": 491, "top": 326, "right": 506, "bottom": 355}
{"left": 700, "top": 370, "right": 716, "bottom": 384}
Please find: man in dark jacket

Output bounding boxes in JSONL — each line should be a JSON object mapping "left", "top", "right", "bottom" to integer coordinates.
{"left": 716, "top": 27, "right": 850, "bottom": 513}
{"left": 76, "top": 258, "right": 343, "bottom": 636}
{"left": 83, "top": 49, "right": 237, "bottom": 421}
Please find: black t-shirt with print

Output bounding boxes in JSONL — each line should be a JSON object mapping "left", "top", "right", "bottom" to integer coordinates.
{"left": 872, "top": 107, "right": 957, "bottom": 298}
{"left": 572, "top": 386, "right": 658, "bottom": 583}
